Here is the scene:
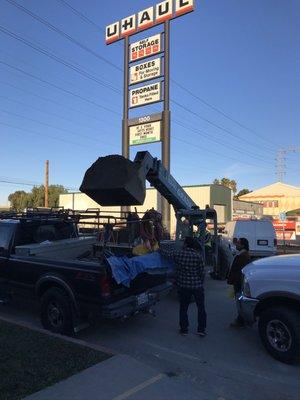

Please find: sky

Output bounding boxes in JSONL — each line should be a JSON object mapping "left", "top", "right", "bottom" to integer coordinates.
{"left": 0, "top": 0, "right": 300, "bottom": 205}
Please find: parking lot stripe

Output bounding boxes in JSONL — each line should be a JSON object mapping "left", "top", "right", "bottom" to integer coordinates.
{"left": 112, "top": 374, "right": 165, "bottom": 400}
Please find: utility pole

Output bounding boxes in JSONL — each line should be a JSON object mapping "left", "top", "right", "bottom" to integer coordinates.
{"left": 45, "top": 160, "right": 49, "bottom": 208}
{"left": 276, "top": 147, "right": 300, "bottom": 182}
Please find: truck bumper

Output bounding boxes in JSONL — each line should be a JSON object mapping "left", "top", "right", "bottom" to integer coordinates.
{"left": 237, "top": 295, "right": 259, "bottom": 326}
{"left": 101, "top": 282, "right": 172, "bottom": 319}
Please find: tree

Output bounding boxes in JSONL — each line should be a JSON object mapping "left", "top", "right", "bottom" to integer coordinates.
{"left": 235, "top": 188, "right": 252, "bottom": 199}
{"left": 213, "top": 178, "right": 237, "bottom": 194}
{"left": 8, "top": 191, "right": 31, "bottom": 212}
{"left": 8, "top": 185, "right": 68, "bottom": 211}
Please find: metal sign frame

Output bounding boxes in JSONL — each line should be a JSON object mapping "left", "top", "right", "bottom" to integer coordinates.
{"left": 106, "top": 0, "right": 195, "bottom": 230}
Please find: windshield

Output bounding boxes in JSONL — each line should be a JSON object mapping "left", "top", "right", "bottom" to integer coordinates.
{"left": 0, "top": 224, "right": 14, "bottom": 250}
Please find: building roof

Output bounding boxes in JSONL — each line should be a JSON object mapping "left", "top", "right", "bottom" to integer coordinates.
{"left": 286, "top": 209, "right": 300, "bottom": 216}
{"left": 239, "top": 182, "right": 300, "bottom": 199}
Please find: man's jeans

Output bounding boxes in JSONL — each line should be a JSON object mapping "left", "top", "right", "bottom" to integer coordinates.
{"left": 178, "top": 287, "right": 207, "bottom": 332}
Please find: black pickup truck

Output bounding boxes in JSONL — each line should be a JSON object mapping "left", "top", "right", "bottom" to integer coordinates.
{"left": 0, "top": 215, "right": 171, "bottom": 335}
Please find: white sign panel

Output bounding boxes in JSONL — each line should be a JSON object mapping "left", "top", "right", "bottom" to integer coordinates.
{"left": 137, "top": 7, "right": 154, "bottom": 31}
{"left": 130, "top": 58, "right": 162, "bottom": 85}
{"left": 175, "top": 0, "right": 194, "bottom": 17}
{"left": 156, "top": 1, "right": 173, "bottom": 24}
{"left": 120, "top": 14, "right": 136, "bottom": 38}
{"left": 130, "top": 121, "right": 161, "bottom": 146}
{"left": 130, "top": 82, "right": 162, "bottom": 108}
{"left": 105, "top": 0, "right": 195, "bottom": 44}
{"left": 130, "top": 34, "right": 162, "bottom": 62}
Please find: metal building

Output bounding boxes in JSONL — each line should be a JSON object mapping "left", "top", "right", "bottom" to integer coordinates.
{"left": 233, "top": 200, "right": 264, "bottom": 220}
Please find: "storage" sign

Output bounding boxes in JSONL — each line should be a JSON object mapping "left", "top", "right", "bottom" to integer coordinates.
{"left": 130, "top": 34, "right": 162, "bottom": 63}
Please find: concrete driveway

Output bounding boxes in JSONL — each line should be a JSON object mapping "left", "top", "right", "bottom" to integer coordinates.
{"left": 1, "top": 278, "right": 300, "bottom": 400}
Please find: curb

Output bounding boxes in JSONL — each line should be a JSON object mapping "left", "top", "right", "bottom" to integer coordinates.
{"left": 0, "top": 314, "right": 118, "bottom": 356}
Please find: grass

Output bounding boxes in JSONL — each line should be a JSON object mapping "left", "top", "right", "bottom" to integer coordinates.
{"left": 0, "top": 320, "right": 111, "bottom": 400}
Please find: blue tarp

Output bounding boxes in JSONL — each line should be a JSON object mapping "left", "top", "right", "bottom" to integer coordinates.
{"left": 106, "top": 252, "right": 174, "bottom": 288}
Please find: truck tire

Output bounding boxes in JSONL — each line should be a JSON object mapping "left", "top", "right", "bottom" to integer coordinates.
{"left": 40, "top": 287, "right": 74, "bottom": 335}
{"left": 258, "top": 306, "right": 300, "bottom": 364}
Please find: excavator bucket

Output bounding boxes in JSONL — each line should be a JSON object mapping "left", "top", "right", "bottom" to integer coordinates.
{"left": 80, "top": 155, "right": 147, "bottom": 206}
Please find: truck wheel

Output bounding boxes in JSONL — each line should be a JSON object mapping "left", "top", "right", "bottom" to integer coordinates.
{"left": 258, "top": 307, "right": 300, "bottom": 364}
{"left": 40, "top": 288, "right": 74, "bottom": 335}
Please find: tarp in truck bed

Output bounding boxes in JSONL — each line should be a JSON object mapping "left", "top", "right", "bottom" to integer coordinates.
{"left": 106, "top": 252, "right": 174, "bottom": 288}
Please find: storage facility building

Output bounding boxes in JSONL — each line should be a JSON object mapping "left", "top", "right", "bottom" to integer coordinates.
{"left": 239, "top": 182, "right": 300, "bottom": 217}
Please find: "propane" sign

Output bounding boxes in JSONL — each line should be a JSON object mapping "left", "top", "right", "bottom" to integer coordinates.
{"left": 130, "top": 34, "right": 162, "bottom": 63}
{"left": 129, "top": 82, "right": 162, "bottom": 108}
{"left": 106, "top": 0, "right": 195, "bottom": 44}
{"left": 130, "top": 58, "right": 162, "bottom": 85}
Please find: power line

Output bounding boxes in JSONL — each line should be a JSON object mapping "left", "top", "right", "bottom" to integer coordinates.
{"left": 0, "top": 25, "right": 121, "bottom": 95}
{"left": 173, "top": 137, "right": 273, "bottom": 172}
{"left": 0, "top": 179, "right": 78, "bottom": 191}
{"left": 0, "top": 95, "right": 118, "bottom": 145}
{"left": 0, "top": 108, "right": 118, "bottom": 149}
{"left": 0, "top": 80, "right": 119, "bottom": 127}
{"left": 0, "top": 121, "right": 101, "bottom": 150}
{"left": 4, "top": 0, "right": 122, "bottom": 72}
{"left": 0, "top": 4, "right": 275, "bottom": 167}
{"left": 57, "top": 0, "right": 277, "bottom": 153}
{"left": 172, "top": 118, "right": 274, "bottom": 165}
{"left": 0, "top": 60, "right": 121, "bottom": 116}
{"left": 276, "top": 148, "right": 300, "bottom": 182}
{"left": 1, "top": 56, "right": 274, "bottom": 167}
{"left": 56, "top": 0, "right": 101, "bottom": 31}
{"left": 171, "top": 79, "right": 279, "bottom": 150}
{"left": 171, "top": 99, "right": 275, "bottom": 156}
{"left": 6, "top": 0, "right": 277, "bottom": 160}
{"left": 0, "top": 60, "right": 273, "bottom": 167}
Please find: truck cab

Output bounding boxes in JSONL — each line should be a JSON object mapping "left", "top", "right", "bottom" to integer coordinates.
{"left": 238, "top": 254, "right": 300, "bottom": 364}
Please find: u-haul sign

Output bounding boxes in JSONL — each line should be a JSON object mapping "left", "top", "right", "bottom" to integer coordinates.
{"left": 130, "top": 58, "right": 162, "bottom": 85}
{"left": 129, "top": 82, "right": 162, "bottom": 108}
{"left": 129, "top": 121, "right": 161, "bottom": 146}
{"left": 130, "top": 34, "right": 161, "bottom": 63}
{"left": 106, "top": 0, "right": 195, "bottom": 44}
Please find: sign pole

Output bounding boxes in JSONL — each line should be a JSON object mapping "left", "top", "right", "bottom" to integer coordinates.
{"left": 122, "top": 36, "right": 130, "bottom": 217}
{"left": 122, "top": 35, "right": 129, "bottom": 159}
{"left": 282, "top": 221, "right": 286, "bottom": 254}
{"left": 162, "top": 20, "right": 171, "bottom": 233}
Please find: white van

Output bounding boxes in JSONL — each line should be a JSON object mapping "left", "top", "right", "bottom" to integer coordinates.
{"left": 222, "top": 220, "right": 277, "bottom": 258}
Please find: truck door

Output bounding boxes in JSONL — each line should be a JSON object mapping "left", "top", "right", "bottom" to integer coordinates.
{"left": 0, "top": 223, "right": 15, "bottom": 281}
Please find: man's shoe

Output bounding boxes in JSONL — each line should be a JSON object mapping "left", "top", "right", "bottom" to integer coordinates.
{"left": 179, "top": 328, "right": 188, "bottom": 336}
{"left": 197, "top": 329, "right": 207, "bottom": 337}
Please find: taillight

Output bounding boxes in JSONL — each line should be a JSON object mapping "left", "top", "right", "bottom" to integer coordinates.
{"left": 274, "top": 238, "right": 277, "bottom": 247}
{"left": 100, "top": 275, "right": 111, "bottom": 298}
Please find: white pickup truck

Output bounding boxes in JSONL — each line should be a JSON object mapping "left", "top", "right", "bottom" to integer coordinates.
{"left": 238, "top": 254, "right": 300, "bottom": 364}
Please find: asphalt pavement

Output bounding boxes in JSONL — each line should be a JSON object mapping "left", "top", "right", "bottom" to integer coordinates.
{"left": 1, "top": 278, "right": 300, "bottom": 400}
